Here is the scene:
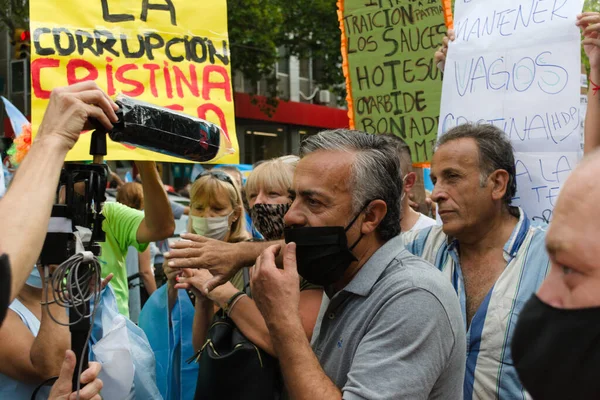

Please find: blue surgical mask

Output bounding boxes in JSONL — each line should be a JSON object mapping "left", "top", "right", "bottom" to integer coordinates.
{"left": 26, "top": 265, "right": 43, "bottom": 289}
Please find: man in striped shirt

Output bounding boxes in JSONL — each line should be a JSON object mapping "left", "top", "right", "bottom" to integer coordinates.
{"left": 402, "top": 124, "right": 550, "bottom": 399}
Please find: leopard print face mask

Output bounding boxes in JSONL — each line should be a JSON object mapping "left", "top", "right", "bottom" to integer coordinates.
{"left": 250, "top": 203, "right": 291, "bottom": 241}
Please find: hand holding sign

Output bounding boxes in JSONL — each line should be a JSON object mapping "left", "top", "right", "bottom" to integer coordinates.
{"left": 578, "top": 12, "right": 600, "bottom": 70}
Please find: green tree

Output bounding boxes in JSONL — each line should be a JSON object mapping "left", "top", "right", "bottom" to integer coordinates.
{"left": 0, "top": 0, "right": 29, "bottom": 33}
{"left": 227, "top": 0, "right": 344, "bottom": 114}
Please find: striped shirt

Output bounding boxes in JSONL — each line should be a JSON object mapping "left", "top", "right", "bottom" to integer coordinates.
{"left": 402, "top": 208, "right": 550, "bottom": 400}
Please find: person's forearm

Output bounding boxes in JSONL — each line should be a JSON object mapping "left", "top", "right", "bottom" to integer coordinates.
{"left": 585, "top": 67, "right": 600, "bottom": 154}
{"left": 268, "top": 316, "right": 342, "bottom": 400}
{"left": 212, "top": 286, "right": 275, "bottom": 356}
{"left": 138, "top": 248, "right": 157, "bottom": 295}
{"left": 167, "top": 283, "right": 178, "bottom": 315}
{"left": 141, "top": 271, "right": 157, "bottom": 295}
{"left": 0, "top": 137, "right": 68, "bottom": 301}
{"left": 238, "top": 240, "right": 285, "bottom": 269}
{"left": 192, "top": 299, "right": 214, "bottom": 352}
{"left": 30, "top": 284, "right": 70, "bottom": 378}
{"left": 137, "top": 161, "right": 175, "bottom": 240}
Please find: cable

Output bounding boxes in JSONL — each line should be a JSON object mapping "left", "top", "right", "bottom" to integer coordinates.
{"left": 42, "top": 252, "right": 103, "bottom": 400}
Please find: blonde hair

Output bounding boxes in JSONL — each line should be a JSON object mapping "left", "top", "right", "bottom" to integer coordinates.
{"left": 245, "top": 156, "right": 297, "bottom": 202}
{"left": 189, "top": 173, "right": 249, "bottom": 243}
{"left": 116, "top": 182, "right": 144, "bottom": 210}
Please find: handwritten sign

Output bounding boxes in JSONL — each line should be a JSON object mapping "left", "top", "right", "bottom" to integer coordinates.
{"left": 338, "top": 0, "right": 446, "bottom": 163}
{"left": 29, "top": 0, "right": 239, "bottom": 163}
{"left": 439, "top": 0, "right": 584, "bottom": 222}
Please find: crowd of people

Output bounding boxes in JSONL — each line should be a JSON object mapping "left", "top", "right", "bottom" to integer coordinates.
{"left": 0, "top": 10, "right": 599, "bottom": 400}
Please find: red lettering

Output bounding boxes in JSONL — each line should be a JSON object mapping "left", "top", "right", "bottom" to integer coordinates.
{"left": 115, "top": 64, "right": 144, "bottom": 97}
{"left": 165, "top": 104, "right": 185, "bottom": 111}
{"left": 173, "top": 64, "right": 199, "bottom": 98}
{"left": 143, "top": 63, "right": 160, "bottom": 97}
{"left": 66, "top": 59, "right": 99, "bottom": 85}
{"left": 106, "top": 57, "right": 115, "bottom": 96}
{"left": 31, "top": 58, "right": 60, "bottom": 99}
{"left": 202, "top": 65, "right": 231, "bottom": 102}
{"left": 197, "top": 103, "right": 231, "bottom": 144}
{"left": 163, "top": 61, "right": 173, "bottom": 99}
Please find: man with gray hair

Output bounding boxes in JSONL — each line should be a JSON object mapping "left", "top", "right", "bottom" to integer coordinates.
{"left": 402, "top": 123, "right": 550, "bottom": 399}
{"left": 250, "top": 129, "right": 465, "bottom": 399}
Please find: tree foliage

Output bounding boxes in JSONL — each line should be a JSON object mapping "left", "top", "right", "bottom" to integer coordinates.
{"left": 228, "top": 0, "right": 344, "bottom": 111}
{"left": 0, "top": 0, "right": 29, "bottom": 33}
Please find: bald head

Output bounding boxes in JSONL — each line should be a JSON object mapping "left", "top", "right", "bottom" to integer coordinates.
{"left": 538, "top": 150, "right": 600, "bottom": 309}
{"left": 550, "top": 150, "right": 600, "bottom": 237}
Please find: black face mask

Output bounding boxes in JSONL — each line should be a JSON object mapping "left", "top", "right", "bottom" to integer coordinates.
{"left": 511, "top": 295, "right": 600, "bottom": 400}
{"left": 0, "top": 254, "right": 12, "bottom": 327}
{"left": 284, "top": 207, "right": 365, "bottom": 287}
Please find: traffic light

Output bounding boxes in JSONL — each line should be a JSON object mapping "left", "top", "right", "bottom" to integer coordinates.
{"left": 12, "top": 29, "right": 30, "bottom": 60}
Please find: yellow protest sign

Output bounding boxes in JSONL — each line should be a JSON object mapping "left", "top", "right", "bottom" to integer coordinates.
{"left": 29, "top": 0, "right": 239, "bottom": 163}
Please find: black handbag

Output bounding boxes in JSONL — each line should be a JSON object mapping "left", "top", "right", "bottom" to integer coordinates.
{"left": 190, "top": 268, "right": 282, "bottom": 400}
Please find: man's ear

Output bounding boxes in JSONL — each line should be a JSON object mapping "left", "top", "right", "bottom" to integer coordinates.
{"left": 489, "top": 170, "right": 510, "bottom": 201}
{"left": 360, "top": 200, "right": 387, "bottom": 235}
{"left": 404, "top": 172, "right": 417, "bottom": 192}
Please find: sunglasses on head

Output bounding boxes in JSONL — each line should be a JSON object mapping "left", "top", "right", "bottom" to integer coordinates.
{"left": 195, "top": 170, "right": 235, "bottom": 188}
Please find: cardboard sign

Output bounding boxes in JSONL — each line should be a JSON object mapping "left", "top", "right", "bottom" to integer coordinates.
{"left": 439, "top": 0, "right": 584, "bottom": 222}
{"left": 338, "top": 0, "right": 447, "bottom": 162}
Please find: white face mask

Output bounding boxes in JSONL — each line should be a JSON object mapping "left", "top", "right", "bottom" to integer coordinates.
{"left": 190, "top": 213, "right": 233, "bottom": 240}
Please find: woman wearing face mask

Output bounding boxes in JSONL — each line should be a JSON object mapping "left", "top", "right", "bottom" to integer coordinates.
{"left": 140, "top": 169, "right": 250, "bottom": 400}
{"left": 176, "top": 159, "right": 323, "bottom": 357}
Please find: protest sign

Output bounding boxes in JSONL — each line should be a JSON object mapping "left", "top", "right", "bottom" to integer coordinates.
{"left": 29, "top": 0, "right": 239, "bottom": 163}
{"left": 338, "top": 0, "right": 447, "bottom": 163}
{"left": 439, "top": 0, "right": 584, "bottom": 222}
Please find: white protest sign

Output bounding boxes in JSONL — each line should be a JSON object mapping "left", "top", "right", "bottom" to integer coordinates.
{"left": 439, "top": 0, "right": 584, "bottom": 223}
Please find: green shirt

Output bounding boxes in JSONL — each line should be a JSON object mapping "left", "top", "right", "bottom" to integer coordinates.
{"left": 99, "top": 202, "right": 148, "bottom": 317}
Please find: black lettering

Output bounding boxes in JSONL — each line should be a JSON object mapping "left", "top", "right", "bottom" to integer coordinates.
{"left": 94, "top": 30, "right": 120, "bottom": 57}
{"left": 141, "top": 0, "right": 177, "bottom": 26}
{"left": 101, "top": 0, "right": 135, "bottom": 23}
{"left": 144, "top": 32, "right": 165, "bottom": 60}
{"left": 403, "top": 58, "right": 415, "bottom": 83}
{"left": 347, "top": 36, "right": 357, "bottom": 54}
{"left": 415, "top": 90, "right": 426, "bottom": 112}
{"left": 361, "top": 117, "right": 376, "bottom": 134}
{"left": 414, "top": 139, "right": 428, "bottom": 160}
{"left": 389, "top": 116, "right": 406, "bottom": 139}
{"left": 165, "top": 37, "right": 185, "bottom": 62}
{"left": 356, "top": 66, "right": 370, "bottom": 90}
{"left": 383, "top": 60, "right": 401, "bottom": 90}
{"left": 391, "top": 90, "right": 402, "bottom": 114}
{"left": 188, "top": 36, "right": 207, "bottom": 63}
{"left": 52, "top": 28, "right": 75, "bottom": 56}
{"left": 121, "top": 34, "right": 145, "bottom": 58}
{"left": 76, "top": 30, "right": 99, "bottom": 56}
{"left": 209, "top": 40, "right": 230, "bottom": 65}
{"left": 33, "top": 27, "right": 55, "bottom": 56}
{"left": 372, "top": 66, "right": 384, "bottom": 87}
{"left": 382, "top": 27, "right": 398, "bottom": 57}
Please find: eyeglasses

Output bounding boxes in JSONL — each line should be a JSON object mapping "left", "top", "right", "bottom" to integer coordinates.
{"left": 195, "top": 170, "right": 235, "bottom": 188}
